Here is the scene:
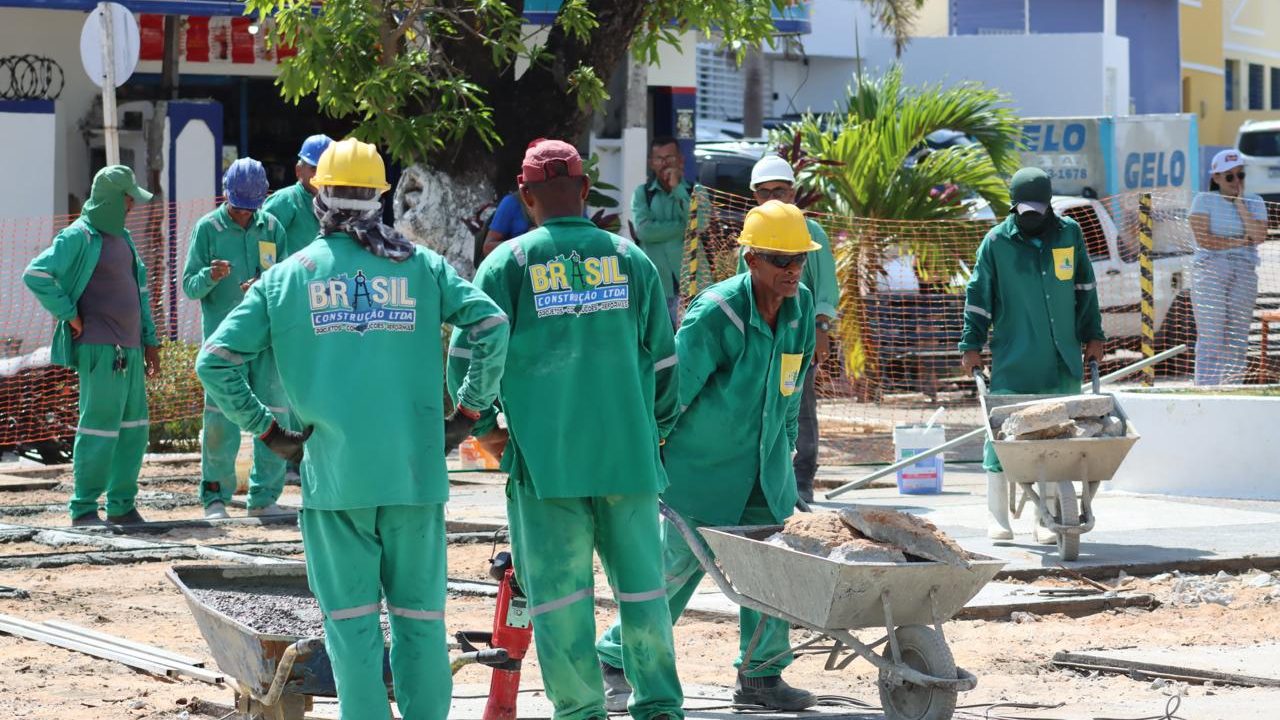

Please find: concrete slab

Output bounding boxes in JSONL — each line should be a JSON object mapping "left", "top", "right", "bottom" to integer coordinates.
{"left": 816, "top": 466, "right": 1280, "bottom": 575}
{"left": 1056, "top": 644, "right": 1280, "bottom": 686}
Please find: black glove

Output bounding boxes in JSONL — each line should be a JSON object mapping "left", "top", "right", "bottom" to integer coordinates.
{"left": 444, "top": 407, "right": 479, "bottom": 455}
{"left": 260, "top": 421, "right": 312, "bottom": 464}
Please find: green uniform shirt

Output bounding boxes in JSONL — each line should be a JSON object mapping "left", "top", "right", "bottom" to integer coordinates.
{"left": 183, "top": 204, "right": 288, "bottom": 339}
{"left": 632, "top": 179, "right": 691, "bottom": 300}
{"left": 195, "top": 233, "right": 509, "bottom": 511}
{"left": 261, "top": 182, "right": 321, "bottom": 259}
{"left": 448, "top": 215, "right": 679, "bottom": 499}
{"left": 661, "top": 273, "right": 815, "bottom": 526}
{"left": 736, "top": 217, "right": 840, "bottom": 318}
{"left": 23, "top": 218, "right": 158, "bottom": 367}
{"left": 959, "top": 214, "right": 1104, "bottom": 392}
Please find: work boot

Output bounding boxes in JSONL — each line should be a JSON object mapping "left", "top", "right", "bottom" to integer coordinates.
{"left": 1034, "top": 517, "right": 1058, "bottom": 545}
{"left": 733, "top": 674, "right": 815, "bottom": 711}
{"left": 248, "top": 503, "right": 294, "bottom": 517}
{"left": 1035, "top": 485, "right": 1059, "bottom": 545}
{"left": 986, "top": 472, "right": 1013, "bottom": 541}
{"left": 601, "top": 661, "right": 632, "bottom": 713}
{"left": 70, "top": 511, "right": 105, "bottom": 527}
{"left": 106, "top": 508, "right": 146, "bottom": 525}
{"left": 204, "top": 501, "right": 229, "bottom": 520}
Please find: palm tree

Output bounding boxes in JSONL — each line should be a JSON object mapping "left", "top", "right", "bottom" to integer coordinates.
{"left": 860, "top": 0, "right": 927, "bottom": 58}
{"left": 777, "top": 67, "right": 1023, "bottom": 394}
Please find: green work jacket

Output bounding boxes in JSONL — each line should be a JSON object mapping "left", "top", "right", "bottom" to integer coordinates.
{"left": 632, "top": 179, "right": 691, "bottom": 299}
{"left": 736, "top": 217, "right": 840, "bottom": 318}
{"left": 23, "top": 218, "right": 158, "bottom": 367}
{"left": 196, "top": 233, "right": 509, "bottom": 511}
{"left": 448, "top": 215, "right": 679, "bottom": 500}
{"left": 183, "top": 204, "right": 288, "bottom": 339}
{"left": 262, "top": 182, "right": 321, "bottom": 259}
{"left": 661, "top": 273, "right": 814, "bottom": 526}
{"left": 959, "top": 214, "right": 1104, "bottom": 392}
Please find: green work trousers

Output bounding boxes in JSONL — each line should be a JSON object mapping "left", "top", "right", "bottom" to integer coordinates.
{"left": 983, "top": 362, "right": 1080, "bottom": 472}
{"left": 68, "top": 343, "right": 148, "bottom": 520}
{"left": 597, "top": 483, "right": 793, "bottom": 679}
{"left": 300, "top": 504, "right": 449, "bottom": 720}
{"left": 507, "top": 481, "right": 683, "bottom": 720}
{"left": 200, "top": 350, "right": 287, "bottom": 509}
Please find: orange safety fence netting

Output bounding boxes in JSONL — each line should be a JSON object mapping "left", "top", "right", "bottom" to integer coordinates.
{"left": 0, "top": 198, "right": 217, "bottom": 459}
{"left": 680, "top": 186, "right": 1280, "bottom": 462}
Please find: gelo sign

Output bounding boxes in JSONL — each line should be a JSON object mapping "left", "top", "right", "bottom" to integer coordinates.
{"left": 1022, "top": 122, "right": 1088, "bottom": 153}
{"left": 1123, "top": 151, "right": 1186, "bottom": 189}
{"left": 1020, "top": 115, "right": 1197, "bottom": 196}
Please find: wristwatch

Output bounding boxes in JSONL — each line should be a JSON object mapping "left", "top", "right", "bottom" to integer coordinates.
{"left": 815, "top": 319, "right": 832, "bottom": 332}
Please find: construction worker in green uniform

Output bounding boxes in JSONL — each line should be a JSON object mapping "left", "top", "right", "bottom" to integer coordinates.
{"left": 197, "top": 138, "right": 509, "bottom": 720}
{"left": 262, "top": 134, "right": 332, "bottom": 259}
{"left": 736, "top": 156, "right": 840, "bottom": 504}
{"left": 631, "top": 135, "right": 691, "bottom": 326}
{"left": 184, "top": 158, "right": 292, "bottom": 519}
{"left": 960, "top": 167, "right": 1104, "bottom": 544}
{"left": 598, "top": 200, "right": 818, "bottom": 712}
{"left": 448, "top": 139, "right": 684, "bottom": 720}
{"left": 24, "top": 165, "right": 160, "bottom": 526}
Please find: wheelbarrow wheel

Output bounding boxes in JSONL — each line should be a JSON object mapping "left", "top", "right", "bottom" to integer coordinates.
{"left": 1055, "top": 481, "right": 1080, "bottom": 561}
{"left": 877, "top": 624, "right": 957, "bottom": 720}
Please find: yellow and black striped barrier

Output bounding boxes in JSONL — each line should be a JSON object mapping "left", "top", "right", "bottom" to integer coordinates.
{"left": 1138, "top": 192, "right": 1155, "bottom": 386}
{"left": 679, "top": 186, "right": 703, "bottom": 301}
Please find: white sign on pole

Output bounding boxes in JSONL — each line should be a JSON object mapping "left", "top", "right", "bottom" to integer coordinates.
{"left": 80, "top": 2, "right": 139, "bottom": 89}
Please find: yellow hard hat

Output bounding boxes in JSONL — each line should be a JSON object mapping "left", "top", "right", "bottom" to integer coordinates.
{"left": 738, "top": 200, "right": 821, "bottom": 253}
{"left": 312, "top": 138, "right": 391, "bottom": 192}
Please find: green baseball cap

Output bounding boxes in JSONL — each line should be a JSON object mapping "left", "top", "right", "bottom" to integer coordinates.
{"left": 1009, "top": 167, "right": 1052, "bottom": 215}
{"left": 93, "top": 165, "right": 154, "bottom": 203}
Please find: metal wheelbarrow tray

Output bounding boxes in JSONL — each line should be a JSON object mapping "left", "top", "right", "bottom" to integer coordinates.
{"left": 976, "top": 362, "right": 1140, "bottom": 561}
{"left": 167, "top": 564, "right": 389, "bottom": 720}
{"left": 663, "top": 505, "right": 1005, "bottom": 720}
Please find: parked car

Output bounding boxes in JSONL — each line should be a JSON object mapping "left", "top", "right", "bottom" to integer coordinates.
{"left": 1236, "top": 119, "right": 1280, "bottom": 225}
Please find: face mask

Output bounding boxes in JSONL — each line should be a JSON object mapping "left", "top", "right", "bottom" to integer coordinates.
{"left": 1015, "top": 211, "right": 1051, "bottom": 237}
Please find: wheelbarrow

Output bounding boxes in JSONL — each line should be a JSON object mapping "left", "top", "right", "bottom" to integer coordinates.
{"left": 974, "top": 362, "right": 1140, "bottom": 561}
{"left": 664, "top": 504, "right": 1006, "bottom": 720}
{"left": 167, "top": 564, "right": 505, "bottom": 720}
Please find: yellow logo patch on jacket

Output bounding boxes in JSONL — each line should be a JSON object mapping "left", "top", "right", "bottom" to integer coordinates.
{"left": 1052, "top": 247, "right": 1074, "bottom": 281}
{"left": 780, "top": 353, "right": 803, "bottom": 397}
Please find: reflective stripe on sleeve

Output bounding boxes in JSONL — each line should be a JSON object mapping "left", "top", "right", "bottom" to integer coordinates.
{"left": 203, "top": 342, "right": 244, "bottom": 365}
{"left": 1075, "top": 282, "right": 1096, "bottom": 291}
{"left": 327, "top": 602, "right": 381, "bottom": 621}
{"left": 24, "top": 269, "right": 52, "bottom": 279}
{"left": 964, "top": 304, "right": 991, "bottom": 320}
{"left": 654, "top": 354, "right": 678, "bottom": 372}
{"left": 704, "top": 292, "right": 744, "bottom": 334}
{"left": 448, "top": 346, "right": 472, "bottom": 359}
{"left": 528, "top": 587, "right": 593, "bottom": 617}
{"left": 467, "top": 315, "right": 508, "bottom": 342}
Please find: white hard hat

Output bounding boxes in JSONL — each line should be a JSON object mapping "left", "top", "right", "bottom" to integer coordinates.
{"left": 750, "top": 155, "right": 795, "bottom": 190}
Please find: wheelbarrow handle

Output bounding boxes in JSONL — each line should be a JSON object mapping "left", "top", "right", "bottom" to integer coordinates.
{"left": 1090, "top": 359, "right": 1101, "bottom": 395}
{"left": 972, "top": 368, "right": 988, "bottom": 398}
{"left": 261, "top": 636, "right": 323, "bottom": 708}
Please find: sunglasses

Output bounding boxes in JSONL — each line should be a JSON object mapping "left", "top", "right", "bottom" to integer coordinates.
{"left": 754, "top": 252, "right": 807, "bottom": 269}
{"left": 1222, "top": 170, "right": 1246, "bottom": 182}
{"left": 753, "top": 186, "right": 793, "bottom": 201}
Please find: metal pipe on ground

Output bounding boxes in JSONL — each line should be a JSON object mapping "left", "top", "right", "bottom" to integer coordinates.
{"left": 823, "top": 345, "right": 1187, "bottom": 499}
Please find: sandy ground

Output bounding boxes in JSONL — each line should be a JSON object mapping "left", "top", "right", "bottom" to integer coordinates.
{"left": 2, "top": 529, "right": 1279, "bottom": 719}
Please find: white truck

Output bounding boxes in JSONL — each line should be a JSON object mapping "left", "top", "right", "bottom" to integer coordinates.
{"left": 1051, "top": 195, "right": 1194, "bottom": 352}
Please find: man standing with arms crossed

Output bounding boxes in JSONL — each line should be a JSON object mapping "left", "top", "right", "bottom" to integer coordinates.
{"left": 738, "top": 156, "right": 839, "bottom": 503}
{"left": 24, "top": 165, "right": 160, "bottom": 526}
{"left": 198, "top": 138, "right": 509, "bottom": 719}
{"left": 632, "top": 136, "right": 691, "bottom": 326}
{"left": 598, "top": 200, "right": 818, "bottom": 712}
{"left": 184, "top": 158, "right": 291, "bottom": 519}
{"left": 449, "top": 139, "right": 684, "bottom": 720}
{"left": 960, "top": 167, "right": 1104, "bottom": 543}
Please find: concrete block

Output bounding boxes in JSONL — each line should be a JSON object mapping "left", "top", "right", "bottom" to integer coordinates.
{"left": 827, "top": 539, "right": 907, "bottom": 564}
{"left": 1008, "top": 421, "right": 1077, "bottom": 441}
{"left": 1100, "top": 415, "right": 1125, "bottom": 437}
{"left": 989, "top": 394, "right": 1116, "bottom": 426}
{"left": 1000, "top": 402, "right": 1069, "bottom": 437}
{"left": 1073, "top": 419, "right": 1104, "bottom": 438}
{"left": 838, "top": 506, "right": 971, "bottom": 568}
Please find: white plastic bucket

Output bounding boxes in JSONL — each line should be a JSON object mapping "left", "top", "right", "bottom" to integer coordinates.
{"left": 893, "top": 424, "right": 946, "bottom": 495}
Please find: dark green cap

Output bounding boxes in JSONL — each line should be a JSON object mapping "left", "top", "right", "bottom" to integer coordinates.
{"left": 1009, "top": 167, "right": 1051, "bottom": 215}
{"left": 94, "top": 165, "right": 153, "bottom": 203}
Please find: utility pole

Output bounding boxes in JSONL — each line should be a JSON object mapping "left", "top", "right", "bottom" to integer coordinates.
{"left": 98, "top": 2, "right": 120, "bottom": 165}
{"left": 743, "top": 45, "right": 764, "bottom": 139}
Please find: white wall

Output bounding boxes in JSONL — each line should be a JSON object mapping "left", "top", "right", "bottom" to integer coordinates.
{"left": 770, "top": 56, "right": 859, "bottom": 117}
{"left": 0, "top": 8, "right": 104, "bottom": 216}
{"left": 648, "top": 30, "right": 698, "bottom": 87}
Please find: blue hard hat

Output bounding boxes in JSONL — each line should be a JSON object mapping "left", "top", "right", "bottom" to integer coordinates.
{"left": 223, "top": 158, "right": 270, "bottom": 210}
{"left": 298, "top": 134, "right": 334, "bottom": 167}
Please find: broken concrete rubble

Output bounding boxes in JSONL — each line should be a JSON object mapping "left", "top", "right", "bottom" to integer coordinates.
{"left": 989, "top": 394, "right": 1117, "bottom": 427}
{"left": 1000, "top": 401, "right": 1069, "bottom": 437}
{"left": 837, "top": 506, "right": 972, "bottom": 568}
